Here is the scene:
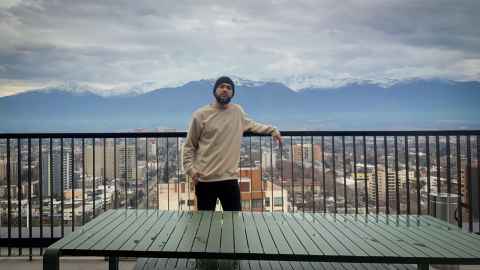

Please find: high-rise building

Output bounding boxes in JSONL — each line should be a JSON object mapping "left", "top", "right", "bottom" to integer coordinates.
{"left": 0, "top": 159, "right": 18, "bottom": 183}
{"left": 85, "top": 144, "right": 115, "bottom": 179}
{"left": 292, "top": 144, "right": 322, "bottom": 162}
{"left": 465, "top": 166, "right": 479, "bottom": 221}
{"left": 261, "top": 150, "right": 277, "bottom": 170}
{"left": 41, "top": 151, "right": 72, "bottom": 197}
{"left": 116, "top": 143, "right": 136, "bottom": 182}
{"left": 367, "top": 169, "right": 396, "bottom": 206}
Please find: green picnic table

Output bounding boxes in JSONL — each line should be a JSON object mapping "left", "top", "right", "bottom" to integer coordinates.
{"left": 43, "top": 209, "right": 480, "bottom": 270}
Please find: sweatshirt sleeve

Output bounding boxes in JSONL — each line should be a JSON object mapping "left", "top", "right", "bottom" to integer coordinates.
{"left": 182, "top": 114, "right": 201, "bottom": 177}
{"left": 240, "top": 107, "right": 281, "bottom": 137}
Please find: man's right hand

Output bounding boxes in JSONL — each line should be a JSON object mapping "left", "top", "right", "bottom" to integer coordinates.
{"left": 192, "top": 172, "right": 204, "bottom": 186}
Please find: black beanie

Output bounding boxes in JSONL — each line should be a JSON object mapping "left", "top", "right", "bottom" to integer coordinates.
{"left": 213, "top": 76, "right": 235, "bottom": 97}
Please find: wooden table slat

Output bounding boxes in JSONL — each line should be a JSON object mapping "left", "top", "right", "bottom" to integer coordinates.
{"left": 243, "top": 212, "right": 264, "bottom": 254}
{"left": 291, "top": 213, "right": 340, "bottom": 256}
{"left": 275, "top": 212, "right": 323, "bottom": 256}
{"left": 221, "top": 211, "right": 235, "bottom": 253}
{"left": 48, "top": 209, "right": 120, "bottom": 250}
{"left": 233, "top": 211, "right": 249, "bottom": 254}
{"left": 397, "top": 215, "right": 480, "bottom": 256}
{"left": 262, "top": 212, "right": 295, "bottom": 255}
{"left": 387, "top": 215, "right": 477, "bottom": 258}
{"left": 206, "top": 211, "right": 223, "bottom": 253}
{"left": 119, "top": 210, "right": 166, "bottom": 251}
{"left": 341, "top": 214, "right": 418, "bottom": 258}
{"left": 133, "top": 211, "right": 174, "bottom": 251}
{"left": 306, "top": 213, "right": 367, "bottom": 256}
{"left": 148, "top": 211, "right": 184, "bottom": 252}
{"left": 191, "top": 211, "right": 213, "bottom": 252}
{"left": 176, "top": 211, "right": 203, "bottom": 253}
{"left": 330, "top": 215, "right": 399, "bottom": 258}
{"left": 251, "top": 212, "right": 278, "bottom": 255}
{"left": 367, "top": 214, "right": 445, "bottom": 258}
{"left": 161, "top": 212, "right": 194, "bottom": 252}
{"left": 319, "top": 214, "right": 384, "bottom": 257}
{"left": 375, "top": 215, "right": 456, "bottom": 258}
{"left": 87, "top": 209, "right": 148, "bottom": 250}
{"left": 66, "top": 209, "right": 135, "bottom": 250}
{"left": 107, "top": 210, "right": 157, "bottom": 250}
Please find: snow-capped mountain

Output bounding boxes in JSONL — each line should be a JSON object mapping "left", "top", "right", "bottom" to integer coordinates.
{"left": 277, "top": 74, "right": 403, "bottom": 91}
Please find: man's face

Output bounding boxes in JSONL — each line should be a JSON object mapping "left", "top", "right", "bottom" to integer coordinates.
{"left": 214, "top": 83, "right": 233, "bottom": 105}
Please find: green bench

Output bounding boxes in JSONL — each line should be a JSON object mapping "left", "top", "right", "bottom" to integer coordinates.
{"left": 134, "top": 258, "right": 418, "bottom": 270}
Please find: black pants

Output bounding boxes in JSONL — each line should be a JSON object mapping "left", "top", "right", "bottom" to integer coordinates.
{"left": 195, "top": 179, "right": 241, "bottom": 211}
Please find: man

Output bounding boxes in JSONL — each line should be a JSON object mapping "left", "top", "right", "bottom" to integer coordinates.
{"left": 182, "top": 76, "right": 283, "bottom": 211}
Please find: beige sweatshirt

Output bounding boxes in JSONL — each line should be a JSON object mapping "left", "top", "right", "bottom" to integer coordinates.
{"left": 182, "top": 103, "right": 280, "bottom": 182}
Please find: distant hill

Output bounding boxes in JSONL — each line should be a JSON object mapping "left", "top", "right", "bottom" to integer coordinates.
{"left": 1, "top": 79, "right": 479, "bottom": 132}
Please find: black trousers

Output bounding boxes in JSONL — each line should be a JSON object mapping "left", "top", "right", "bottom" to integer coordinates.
{"left": 195, "top": 179, "right": 241, "bottom": 211}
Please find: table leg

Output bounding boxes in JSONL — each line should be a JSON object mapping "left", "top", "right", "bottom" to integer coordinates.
{"left": 108, "top": 256, "right": 119, "bottom": 270}
{"left": 43, "top": 248, "right": 60, "bottom": 270}
{"left": 418, "top": 263, "right": 429, "bottom": 270}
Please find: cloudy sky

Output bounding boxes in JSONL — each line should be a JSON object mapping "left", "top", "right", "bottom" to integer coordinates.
{"left": 1, "top": 0, "right": 479, "bottom": 96}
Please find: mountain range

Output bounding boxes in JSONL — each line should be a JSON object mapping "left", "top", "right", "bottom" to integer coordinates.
{"left": 1, "top": 78, "right": 479, "bottom": 132}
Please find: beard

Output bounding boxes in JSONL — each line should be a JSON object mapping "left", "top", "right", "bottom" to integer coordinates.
{"left": 214, "top": 92, "right": 232, "bottom": 105}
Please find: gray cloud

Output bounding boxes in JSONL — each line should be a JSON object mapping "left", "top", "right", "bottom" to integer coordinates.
{"left": 0, "top": 0, "right": 479, "bottom": 95}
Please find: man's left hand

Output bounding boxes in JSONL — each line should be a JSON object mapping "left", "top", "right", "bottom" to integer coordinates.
{"left": 273, "top": 133, "right": 283, "bottom": 145}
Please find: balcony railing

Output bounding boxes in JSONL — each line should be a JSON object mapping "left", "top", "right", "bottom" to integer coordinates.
{"left": 0, "top": 130, "right": 479, "bottom": 258}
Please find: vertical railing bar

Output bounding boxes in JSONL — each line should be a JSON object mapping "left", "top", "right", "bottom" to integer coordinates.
{"left": 426, "top": 136, "right": 431, "bottom": 215}
{"left": 166, "top": 137, "right": 169, "bottom": 211}
{"left": 27, "top": 138, "right": 32, "bottom": 259}
{"left": 146, "top": 138, "right": 149, "bottom": 209}
{"left": 49, "top": 138, "right": 53, "bottom": 239}
{"left": 71, "top": 138, "right": 74, "bottom": 231}
{"left": 405, "top": 135, "right": 410, "bottom": 215}
{"left": 466, "top": 136, "right": 472, "bottom": 232}
{"left": 374, "top": 136, "right": 379, "bottom": 215}
{"left": 17, "top": 138, "right": 21, "bottom": 256}
{"left": 384, "top": 136, "right": 389, "bottom": 215}
{"left": 394, "top": 136, "right": 400, "bottom": 214}
{"left": 300, "top": 136, "right": 304, "bottom": 213}
{"left": 456, "top": 135, "right": 462, "bottom": 228}
{"left": 37, "top": 139, "right": 41, "bottom": 255}
{"left": 415, "top": 135, "right": 420, "bottom": 215}
{"left": 260, "top": 136, "right": 264, "bottom": 212}
{"left": 436, "top": 135, "right": 441, "bottom": 198}
{"left": 156, "top": 137, "right": 160, "bottom": 210}
{"left": 135, "top": 137, "right": 138, "bottom": 209}
{"left": 271, "top": 136, "right": 274, "bottom": 213}
{"left": 113, "top": 138, "right": 117, "bottom": 209}
{"left": 342, "top": 136, "right": 347, "bottom": 214}
{"left": 290, "top": 136, "right": 294, "bottom": 213}
{"left": 332, "top": 136, "right": 337, "bottom": 213}
{"left": 280, "top": 141, "right": 284, "bottom": 212}
{"left": 363, "top": 135, "right": 368, "bottom": 214}
{"left": 60, "top": 138, "right": 64, "bottom": 236}
{"left": 93, "top": 138, "right": 96, "bottom": 217}
{"left": 477, "top": 135, "right": 480, "bottom": 233}
{"left": 321, "top": 136, "right": 326, "bottom": 213}
{"left": 353, "top": 135, "right": 358, "bottom": 214}
{"left": 103, "top": 138, "right": 106, "bottom": 212}
{"left": 446, "top": 135, "right": 451, "bottom": 195}
{"left": 6, "top": 139, "right": 11, "bottom": 255}
{"left": 177, "top": 137, "right": 180, "bottom": 210}
{"left": 82, "top": 138, "right": 85, "bottom": 225}
{"left": 124, "top": 137, "right": 127, "bottom": 209}
{"left": 311, "top": 136, "right": 315, "bottom": 214}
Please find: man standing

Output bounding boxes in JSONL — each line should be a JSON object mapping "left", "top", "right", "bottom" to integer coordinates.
{"left": 182, "top": 76, "right": 283, "bottom": 211}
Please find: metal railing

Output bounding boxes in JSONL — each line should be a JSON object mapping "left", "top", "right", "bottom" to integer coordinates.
{"left": 0, "top": 130, "right": 479, "bottom": 258}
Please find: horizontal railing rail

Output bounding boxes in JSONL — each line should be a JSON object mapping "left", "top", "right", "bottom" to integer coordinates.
{"left": 0, "top": 130, "right": 479, "bottom": 258}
